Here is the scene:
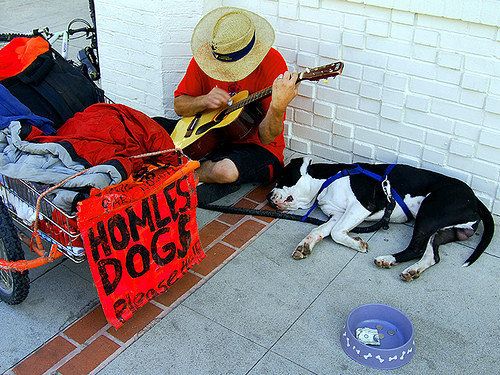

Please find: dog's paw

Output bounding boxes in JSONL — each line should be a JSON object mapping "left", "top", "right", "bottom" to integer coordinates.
{"left": 353, "top": 237, "right": 369, "bottom": 252}
{"left": 374, "top": 255, "right": 397, "bottom": 268}
{"left": 292, "top": 243, "right": 311, "bottom": 260}
{"left": 400, "top": 266, "right": 421, "bottom": 282}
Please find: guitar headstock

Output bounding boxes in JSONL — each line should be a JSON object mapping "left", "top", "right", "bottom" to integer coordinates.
{"left": 298, "top": 61, "right": 344, "bottom": 82}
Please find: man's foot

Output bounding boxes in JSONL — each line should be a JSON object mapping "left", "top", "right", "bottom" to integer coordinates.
{"left": 196, "top": 183, "right": 240, "bottom": 205}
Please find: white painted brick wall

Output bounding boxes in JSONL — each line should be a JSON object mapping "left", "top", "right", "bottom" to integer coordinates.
{"left": 96, "top": 0, "right": 500, "bottom": 213}
{"left": 94, "top": 0, "right": 213, "bottom": 117}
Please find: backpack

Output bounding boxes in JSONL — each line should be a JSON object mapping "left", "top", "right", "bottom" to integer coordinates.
{"left": 1, "top": 42, "right": 104, "bottom": 129}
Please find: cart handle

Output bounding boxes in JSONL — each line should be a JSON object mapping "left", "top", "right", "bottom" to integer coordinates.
{"left": 0, "top": 244, "right": 63, "bottom": 272}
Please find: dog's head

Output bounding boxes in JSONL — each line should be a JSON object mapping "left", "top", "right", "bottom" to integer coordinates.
{"left": 267, "top": 157, "right": 319, "bottom": 210}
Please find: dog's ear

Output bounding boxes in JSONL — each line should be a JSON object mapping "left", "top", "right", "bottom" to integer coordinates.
{"left": 300, "top": 157, "right": 313, "bottom": 176}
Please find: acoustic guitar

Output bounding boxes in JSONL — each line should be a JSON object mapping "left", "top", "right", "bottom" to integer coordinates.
{"left": 171, "top": 61, "right": 344, "bottom": 160}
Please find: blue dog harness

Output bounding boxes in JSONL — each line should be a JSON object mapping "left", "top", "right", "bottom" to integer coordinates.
{"left": 301, "top": 164, "right": 414, "bottom": 222}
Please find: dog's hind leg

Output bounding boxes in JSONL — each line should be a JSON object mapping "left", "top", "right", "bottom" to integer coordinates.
{"left": 399, "top": 234, "right": 437, "bottom": 281}
{"left": 392, "top": 187, "right": 479, "bottom": 280}
{"left": 330, "top": 201, "right": 372, "bottom": 252}
{"left": 293, "top": 216, "right": 339, "bottom": 259}
{"left": 375, "top": 193, "right": 444, "bottom": 269}
{"left": 400, "top": 223, "right": 478, "bottom": 281}
{"left": 374, "top": 235, "right": 428, "bottom": 268}
{"left": 374, "top": 247, "right": 424, "bottom": 269}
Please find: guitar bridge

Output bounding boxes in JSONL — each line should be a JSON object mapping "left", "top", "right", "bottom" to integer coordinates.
{"left": 185, "top": 113, "right": 201, "bottom": 138}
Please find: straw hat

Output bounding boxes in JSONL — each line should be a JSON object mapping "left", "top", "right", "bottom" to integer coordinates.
{"left": 191, "top": 7, "right": 275, "bottom": 82}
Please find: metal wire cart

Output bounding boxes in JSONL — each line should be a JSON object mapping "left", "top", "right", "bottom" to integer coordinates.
{"left": 0, "top": 174, "right": 85, "bottom": 304}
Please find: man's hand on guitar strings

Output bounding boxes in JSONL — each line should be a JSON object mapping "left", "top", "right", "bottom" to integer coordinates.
{"left": 270, "top": 71, "right": 299, "bottom": 116}
{"left": 202, "top": 87, "right": 232, "bottom": 110}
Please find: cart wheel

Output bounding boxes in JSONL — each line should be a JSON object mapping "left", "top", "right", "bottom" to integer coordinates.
{"left": 0, "top": 201, "right": 30, "bottom": 305}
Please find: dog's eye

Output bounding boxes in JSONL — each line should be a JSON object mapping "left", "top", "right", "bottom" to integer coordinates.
{"left": 285, "top": 196, "right": 294, "bottom": 202}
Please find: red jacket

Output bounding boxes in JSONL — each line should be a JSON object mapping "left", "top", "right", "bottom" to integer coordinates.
{"left": 28, "top": 103, "right": 175, "bottom": 179}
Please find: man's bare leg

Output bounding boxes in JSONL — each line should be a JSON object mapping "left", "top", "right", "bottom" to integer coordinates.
{"left": 195, "top": 158, "right": 239, "bottom": 184}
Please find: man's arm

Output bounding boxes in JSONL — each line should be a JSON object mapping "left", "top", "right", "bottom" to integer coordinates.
{"left": 258, "top": 71, "right": 298, "bottom": 145}
{"left": 174, "top": 87, "right": 231, "bottom": 117}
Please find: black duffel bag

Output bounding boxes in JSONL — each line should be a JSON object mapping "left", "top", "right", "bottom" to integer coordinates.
{"left": 1, "top": 48, "right": 104, "bottom": 129}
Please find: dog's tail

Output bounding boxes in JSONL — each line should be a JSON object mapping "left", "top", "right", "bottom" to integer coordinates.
{"left": 463, "top": 198, "right": 495, "bottom": 267}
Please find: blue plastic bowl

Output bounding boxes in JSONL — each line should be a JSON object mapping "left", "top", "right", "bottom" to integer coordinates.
{"left": 340, "top": 304, "right": 415, "bottom": 370}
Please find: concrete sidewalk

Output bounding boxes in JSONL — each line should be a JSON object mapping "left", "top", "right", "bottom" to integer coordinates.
{"left": 2, "top": 150, "right": 499, "bottom": 374}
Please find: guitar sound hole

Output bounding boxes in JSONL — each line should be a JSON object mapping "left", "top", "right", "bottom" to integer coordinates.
{"left": 195, "top": 121, "right": 218, "bottom": 135}
{"left": 214, "top": 110, "right": 227, "bottom": 122}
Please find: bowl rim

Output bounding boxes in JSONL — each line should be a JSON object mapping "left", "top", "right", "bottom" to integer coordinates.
{"left": 345, "top": 303, "right": 415, "bottom": 352}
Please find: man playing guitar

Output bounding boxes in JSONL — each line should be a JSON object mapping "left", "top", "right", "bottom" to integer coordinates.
{"left": 173, "top": 6, "right": 298, "bottom": 190}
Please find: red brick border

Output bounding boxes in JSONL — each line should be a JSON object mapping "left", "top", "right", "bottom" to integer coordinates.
{"left": 10, "top": 184, "right": 276, "bottom": 375}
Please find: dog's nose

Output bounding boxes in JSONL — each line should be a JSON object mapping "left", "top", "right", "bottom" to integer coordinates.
{"left": 266, "top": 192, "right": 279, "bottom": 209}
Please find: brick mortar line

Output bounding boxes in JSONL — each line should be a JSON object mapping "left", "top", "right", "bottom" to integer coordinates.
{"left": 51, "top": 310, "right": 169, "bottom": 375}
{"left": 42, "top": 342, "right": 85, "bottom": 375}
{"left": 179, "top": 198, "right": 278, "bottom": 280}
{"left": 217, "top": 241, "right": 240, "bottom": 252}
{"left": 217, "top": 215, "right": 245, "bottom": 227}
{"left": 9, "top": 302, "right": 116, "bottom": 373}
{"left": 244, "top": 197, "right": 262, "bottom": 205}
{"left": 188, "top": 269, "right": 206, "bottom": 279}
{"left": 62, "top": 313, "right": 113, "bottom": 346}
{"left": 89, "top": 346, "right": 129, "bottom": 375}
{"left": 70, "top": 322, "right": 113, "bottom": 346}
{"left": 189, "top": 242, "right": 251, "bottom": 279}
{"left": 202, "top": 209, "right": 272, "bottom": 252}
{"left": 88, "top": 295, "right": 192, "bottom": 374}
{"left": 249, "top": 216, "right": 277, "bottom": 226}
{"left": 192, "top": 215, "right": 277, "bottom": 280}
{"left": 201, "top": 218, "right": 244, "bottom": 251}
{"left": 101, "top": 331, "right": 126, "bottom": 347}
{"left": 59, "top": 332, "right": 86, "bottom": 348}
{"left": 149, "top": 298, "right": 171, "bottom": 311}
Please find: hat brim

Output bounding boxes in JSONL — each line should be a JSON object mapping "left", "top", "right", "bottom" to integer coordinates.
{"left": 191, "top": 7, "right": 275, "bottom": 82}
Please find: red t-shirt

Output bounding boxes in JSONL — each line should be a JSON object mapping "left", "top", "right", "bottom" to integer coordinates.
{"left": 174, "top": 48, "right": 287, "bottom": 164}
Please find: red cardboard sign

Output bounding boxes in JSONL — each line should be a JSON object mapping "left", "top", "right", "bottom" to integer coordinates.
{"left": 77, "top": 161, "right": 204, "bottom": 329}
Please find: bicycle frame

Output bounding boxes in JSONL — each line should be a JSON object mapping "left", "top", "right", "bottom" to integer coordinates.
{"left": 47, "top": 30, "right": 69, "bottom": 59}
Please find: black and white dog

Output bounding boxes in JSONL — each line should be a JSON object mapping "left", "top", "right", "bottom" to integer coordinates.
{"left": 267, "top": 157, "right": 494, "bottom": 281}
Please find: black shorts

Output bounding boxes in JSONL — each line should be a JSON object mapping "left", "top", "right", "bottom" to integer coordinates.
{"left": 152, "top": 116, "right": 177, "bottom": 134}
{"left": 206, "top": 143, "right": 282, "bottom": 184}
{"left": 151, "top": 117, "right": 282, "bottom": 184}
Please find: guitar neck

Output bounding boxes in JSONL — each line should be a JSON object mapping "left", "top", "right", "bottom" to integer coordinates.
{"left": 229, "top": 86, "right": 272, "bottom": 112}
{"left": 225, "top": 62, "right": 343, "bottom": 114}
{"left": 226, "top": 75, "right": 310, "bottom": 112}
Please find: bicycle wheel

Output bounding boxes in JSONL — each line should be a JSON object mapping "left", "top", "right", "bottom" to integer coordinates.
{"left": 0, "top": 201, "right": 30, "bottom": 305}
